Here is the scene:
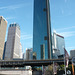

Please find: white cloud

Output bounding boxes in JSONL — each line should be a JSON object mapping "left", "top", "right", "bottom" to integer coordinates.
{"left": 0, "top": 5, "right": 21, "bottom": 10}
{"left": 67, "top": 46, "right": 75, "bottom": 49}
{"left": 56, "top": 26, "right": 75, "bottom": 32}
{"left": 0, "top": 3, "right": 31, "bottom": 10}
{"left": 53, "top": 26, "right": 75, "bottom": 38}
{"left": 58, "top": 31, "right": 75, "bottom": 38}
{"left": 21, "top": 34, "right": 32, "bottom": 40}
{"left": 6, "top": 17, "right": 16, "bottom": 20}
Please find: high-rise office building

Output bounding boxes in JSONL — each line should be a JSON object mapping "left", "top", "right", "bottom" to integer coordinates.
{"left": 26, "top": 48, "right": 33, "bottom": 60}
{"left": 20, "top": 43, "right": 23, "bottom": 58}
{"left": 33, "top": 0, "right": 53, "bottom": 60}
{"left": 52, "top": 32, "right": 65, "bottom": 58}
{"left": 0, "top": 16, "right": 7, "bottom": 60}
{"left": 3, "top": 42, "right": 7, "bottom": 60}
{"left": 5, "top": 23, "right": 21, "bottom": 60}
{"left": 23, "top": 52, "right": 26, "bottom": 60}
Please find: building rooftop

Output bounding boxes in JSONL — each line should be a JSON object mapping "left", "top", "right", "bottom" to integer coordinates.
{"left": 54, "top": 32, "right": 64, "bottom": 39}
{"left": 70, "top": 49, "right": 75, "bottom": 51}
{"left": 9, "top": 23, "right": 20, "bottom": 30}
{"left": 0, "top": 16, "right": 7, "bottom": 23}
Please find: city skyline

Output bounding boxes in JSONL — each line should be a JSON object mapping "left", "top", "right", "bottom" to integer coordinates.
{"left": 0, "top": 0, "right": 75, "bottom": 54}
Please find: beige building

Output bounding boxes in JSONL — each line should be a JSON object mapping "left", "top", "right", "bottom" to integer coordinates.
{"left": 5, "top": 23, "right": 21, "bottom": 60}
{"left": 0, "top": 16, "right": 7, "bottom": 60}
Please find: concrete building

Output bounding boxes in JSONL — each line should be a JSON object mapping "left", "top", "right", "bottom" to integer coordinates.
{"left": 52, "top": 32, "right": 65, "bottom": 59}
{"left": 70, "top": 49, "right": 75, "bottom": 58}
{"left": 5, "top": 23, "right": 21, "bottom": 60}
{"left": 26, "top": 48, "right": 33, "bottom": 60}
{"left": 0, "top": 16, "right": 7, "bottom": 60}
{"left": 23, "top": 52, "right": 26, "bottom": 60}
{"left": 20, "top": 43, "right": 23, "bottom": 58}
{"left": 3, "top": 42, "right": 7, "bottom": 60}
{"left": 0, "top": 69, "right": 32, "bottom": 75}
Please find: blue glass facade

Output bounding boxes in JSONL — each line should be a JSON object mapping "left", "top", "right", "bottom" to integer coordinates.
{"left": 33, "top": 0, "right": 53, "bottom": 60}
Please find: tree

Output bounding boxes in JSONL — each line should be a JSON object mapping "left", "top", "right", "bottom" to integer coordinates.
{"left": 44, "top": 64, "right": 54, "bottom": 75}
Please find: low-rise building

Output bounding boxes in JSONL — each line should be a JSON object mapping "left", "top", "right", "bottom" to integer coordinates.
{"left": 52, "top": 32, "right": 65, "bottom": 59}
{"left": 0, "top": 69, "right": 32, "bottom": 75}
{"left": 70, "top": 49, "right": 75, "bottom": 58}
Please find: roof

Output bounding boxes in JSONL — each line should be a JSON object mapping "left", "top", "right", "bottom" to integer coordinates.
{"left": 0, "top": 16, "right": 7, "bottom": 23}
{"left": 9, "top": 23, "right": 20, "bottom": 30}
{"left": 54, "top": 32, "right": 64, "bottom": 39}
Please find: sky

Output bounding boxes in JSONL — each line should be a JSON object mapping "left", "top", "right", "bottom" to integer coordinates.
{"left": 0, "top": 0, "right": 75, "bottom": 54}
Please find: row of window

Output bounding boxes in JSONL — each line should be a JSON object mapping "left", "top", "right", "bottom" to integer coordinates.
{"left": 9, "top": 24, "right": 20, "bottom": 30}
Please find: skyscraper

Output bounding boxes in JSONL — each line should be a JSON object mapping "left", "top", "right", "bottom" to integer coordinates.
{"left": 33, "top": 0, "right": 53, "bottom": 60}
{"left": 0, "top": 16, "right": 7, "bottom": 60}
{"left": 20, "top": 43, "right": 23, "bottom": 58}
{"left": 5, "top": 23, "right": 21, "bottom": 60}
{"left": 3, "top": 42, "right": 7, "bottom": 60}
{"left": 26, "top": 48, "right": 33, "bottom": 60}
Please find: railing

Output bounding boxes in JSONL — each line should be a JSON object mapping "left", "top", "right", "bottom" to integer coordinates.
{"left": 0, "top": 58, "right": 72, "bottom": 67}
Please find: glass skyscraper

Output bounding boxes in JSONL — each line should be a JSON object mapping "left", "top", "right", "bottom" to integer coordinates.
{"left": 33, "top": 0, "right": 53, "bottom": 60}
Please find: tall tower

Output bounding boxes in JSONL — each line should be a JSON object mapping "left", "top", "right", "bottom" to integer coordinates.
{"left": 0, "top": 16, "right": 7, "bottom": 60}
{"left": 33, "top": 0, "right": 53, "bottom": 60}
{"left": 5, "top": 23, "right": 21, "bottom": 60}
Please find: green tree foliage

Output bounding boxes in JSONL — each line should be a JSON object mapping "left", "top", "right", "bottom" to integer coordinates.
{"left": 44, "top": 64, "right": 54, "bottom": 75}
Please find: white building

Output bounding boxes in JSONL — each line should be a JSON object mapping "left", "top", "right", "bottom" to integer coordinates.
{"left": 20, "top": 43, "right": 23, "bottom": 58}
{"left": 52, "top": 32, "right": 65, "bottom": 58}
{"left": 70, "top": 49, "right": 75, "bottom": 58}
{"left": 0, "top": 69, "right": 32, "bottom": 75}
{"left": 5, "top": 23, "right": 22, "bottom": 60}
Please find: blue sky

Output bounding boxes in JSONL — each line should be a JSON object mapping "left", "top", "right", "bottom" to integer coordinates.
{"left": 0, "top": 0, "right": 75, "bottom": 54}
{"left": 50, "top": 0, "right": 75, "bottom": 54}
